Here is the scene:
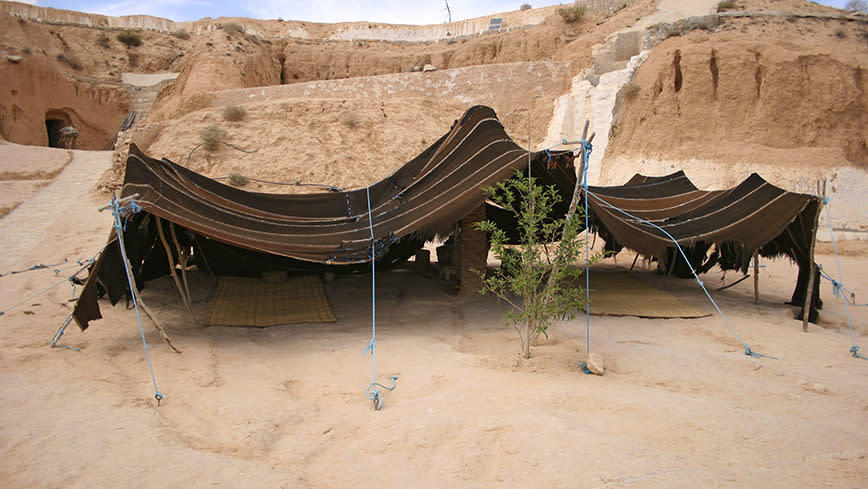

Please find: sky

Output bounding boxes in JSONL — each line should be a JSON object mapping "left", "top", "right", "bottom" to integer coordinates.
{"left": 17, "top": 0, "right": 853, "bottom": 24}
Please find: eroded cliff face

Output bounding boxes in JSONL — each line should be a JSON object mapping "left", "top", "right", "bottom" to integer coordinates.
{"left": 0, "top": 56, "right": 129, "bottom": 149}
{"left": 607, "top": 17, "right": 868, "bottom": 170}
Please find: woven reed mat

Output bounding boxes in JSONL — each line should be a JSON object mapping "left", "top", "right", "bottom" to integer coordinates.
{"left": 583, "top": 271, "right": 710, "bottom": 318}
{"left": 203, "top": 275, "right": 335, "bottom": 327}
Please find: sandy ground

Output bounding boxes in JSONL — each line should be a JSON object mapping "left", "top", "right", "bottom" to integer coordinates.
{"left": 1, "top": 148, "right": 867, "bottom": 489}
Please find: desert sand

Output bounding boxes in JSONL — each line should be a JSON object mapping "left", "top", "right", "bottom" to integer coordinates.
{"left": 1, "top": 0, "right": 867, "bottom": 487}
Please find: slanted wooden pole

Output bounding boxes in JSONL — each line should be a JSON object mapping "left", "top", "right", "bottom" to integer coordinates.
{"left": 802, "top": 180, "right": 825, "bottom": 332}
{"left": 156, "top": 217, "right": 196, "bottom": 322}
{"left": 117, "top": 236, "right": 181, "bottom": 353}
{"left": 753, "top": 250, "right": 760, "bottom": 304}
{"left": 169, "top": 222, "right": 194, "bottom": 315}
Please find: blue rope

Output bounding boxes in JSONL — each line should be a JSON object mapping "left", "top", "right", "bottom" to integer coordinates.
{"left": 819, "top": 200, "right": 866, "bottom": 361}
{"left": 0, "top": 277, "right": 69, "bottom": 317}
{"left": 0, "top": 249, "right": 101, "bottom": 318}
{"left": 584, "top": 189, "right": 776, "bottom": 360}
{"left": 363, "top": 186, "right": 397, "bottom": 409}
{"left": 110, "top": 195, "right": 163, "bottom": 403}
{"left": 582, "top": 140, "right": 592, "bottom": 360}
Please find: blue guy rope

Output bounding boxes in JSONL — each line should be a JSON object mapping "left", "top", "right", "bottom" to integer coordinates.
{"left": 582, "top": 139, "right": 592, "bottom": 359}
{"left": 584, "top": 189, "right": 777, "bottom": 360}
{"left": 109, "top": 194, "right": 164, "bottom": 404}
{"left": 0, "top": 277, "right": 69, "bottom": 317}
{"left": 363, "top": 186, "right": 397, "bottom": 410}
{"left": 820, "top": 199, "right": 867, "bottom": 361}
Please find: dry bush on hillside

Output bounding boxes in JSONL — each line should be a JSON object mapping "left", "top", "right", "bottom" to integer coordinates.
{"left": 621, "top": 80, "right": 640, "bottom": 100}
{"left": 172, "top": 28, "right": 190, "bottom": 40}
{"left": 97, "top": 33, "right": 111, "bottom": 49}
{"left": 717, "top": 0, "right": 738, "bottom": 11}
{"left": 558, "top": 2, "right": 587, "bottom": 23}
{"left": 200, "top": 125, "right": 226, "bottom": 151}
{"left": 56, "top": 53, "right": 82, "bottom": 70}
{"left": 520, "top": 3, "right": 532, "bottom": 10}
{"left": 116, "top": 30, "right": 142, "bottom": 47}
{"left": 845, "top": 0, "right": 867, "bottom": 13}
{"left": 340, "top": 112, "right": 362, "bottom": 129}
{"left": 223, "top": 105, "right": 247, "bottom": 122}
{"left": 228, "top": 172, "right": 249, "bottom": 186}
{"left": 221, "top": 23, "right": 244, "bottom": 35}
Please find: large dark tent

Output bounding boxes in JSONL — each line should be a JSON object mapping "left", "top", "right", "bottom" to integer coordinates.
{"left": 584, "top": 170, "right": 823, "bottom": 319}
{"left": 72, "top": 105, "right": 823, "bottom": 332}
{"left": 72, "top": 106, "right": 577, "bottom": 330}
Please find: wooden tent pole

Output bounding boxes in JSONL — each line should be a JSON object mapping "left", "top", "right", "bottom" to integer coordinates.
{"left": 136, "top": 293, "right": 181, "bottom": 354}
{"left": 156, "top": 217, "right": 196, "bottom": 322}
{"left": 753, "top": 250, "right": 760, "bottom": 304}
{"left": 801, "top": 180, "right": 825, "bottom": 332}
{"left": 116, "top": 237, "right": 181, "bottom": 353}
{"left": 169, "top": 222, "right": 194, "bottom": 315}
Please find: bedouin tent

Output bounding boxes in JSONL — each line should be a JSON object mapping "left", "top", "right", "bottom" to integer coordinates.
{"left": 72, "top": 105, "right": 577, "bottom": 330}
{"left": 584, "top": 170, "right": 823, "bottom": 320}
{"left": 72, "top": 105, "right": 823, "bottom": 331}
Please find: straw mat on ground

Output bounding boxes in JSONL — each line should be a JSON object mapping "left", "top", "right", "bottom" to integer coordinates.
{"left": 203, "top": 275, "right": 335, "bottom": 327}
{"left": 584, "top": 271, "right": 710, "bottom": 318}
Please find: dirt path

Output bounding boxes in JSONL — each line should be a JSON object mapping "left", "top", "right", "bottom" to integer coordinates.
{"left": 0, "top": 148, "right": 111, "bottom": 272}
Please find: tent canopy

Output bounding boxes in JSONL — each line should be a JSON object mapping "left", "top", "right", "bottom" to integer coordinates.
{"left": 72, "top": 106, "right": 823, "bottom": 331}
{"left": 72, "top": 106, "right": 577, "bottom": 330}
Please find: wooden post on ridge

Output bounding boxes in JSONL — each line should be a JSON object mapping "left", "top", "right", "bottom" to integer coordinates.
{"left": 801, "top": 179, "right": 825, "bottom": 332}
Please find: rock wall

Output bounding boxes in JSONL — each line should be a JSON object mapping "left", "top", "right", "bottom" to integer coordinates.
{"left": 214, "top": 61, "right": 571, "bottom": 124}
{"left": 0, "top": 1, "right": 179, "bottom": 32}
{"left": 0, "top": 57, "right": 129, "bottom": 149}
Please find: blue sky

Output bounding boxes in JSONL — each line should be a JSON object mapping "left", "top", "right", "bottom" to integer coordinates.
{"left": 20, "top": 0, "right": 851, "bottom": 24}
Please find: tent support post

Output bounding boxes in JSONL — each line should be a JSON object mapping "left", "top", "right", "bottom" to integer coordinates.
{"left": 156, "top": 217, "right": 196, "bottom": 322}
{"left": 115, "top": 228, "right": 181, "bottom": 353}
{"left": 753, "top": 250, "right": 760, "bottom": 304}
{"left": 802, "top": 180, "right": 825, "bottom": 332}
{"left": 169, "top": 222, "right": 194, "bottom": 316}
{"left": 136, "top": 291, "right": 181, "bottom": 353}
{"left": 190, "top": 234, "right": 217, "bottom": 282}
{"left": 630, "top": 252, "right": 640, "bottom": 271}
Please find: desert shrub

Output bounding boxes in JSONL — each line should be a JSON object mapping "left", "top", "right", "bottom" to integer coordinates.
{"left": 716, "top": 0, "right": 738, "bottom": 10}
{"left": 200, "top": 125, "right": 226, "bottom": 151}
{"left": 116, "top": 30, "right": 142, "bottom": 47}
{"left": 558, "top": 2, "right": 587, "bottom": 23}
{"left": 97, "top": 33, "right": 111, "bottom": 48}
{"left": 621, "top": 80, "right": 640, "bottom": 99}
{"left": 228, "top": 172, "right": 249, "bottom": 186}
{"left": 223, "top": 104, "right": 247, "bottom": 122}
{"left": 845, "top": 0, "right": 867, "bottom": 13}
{"left": 128, "top": 52, "right": 138, "bottom": 68}
{"left": 172, "top": 28, "right": 190, "bottom": 39}
{"left": 340, "top": 112, "right": 361, "bottom": 129}
{"left": 57, "top": 53, "right": 82, "bottom": 70}
{"left": 834, "top": 27, "right": 846, "bottom": 38}
{"left": 520, "top": 3, "right": 532, "bottom": 10}
{"left": 221, "top": 23, "right": 244, "bottom": 35}
{"left": 22, "top": 47, "right": 31, "bottom": 55}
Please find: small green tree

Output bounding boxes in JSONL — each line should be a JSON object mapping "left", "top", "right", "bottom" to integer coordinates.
{"left": 475, "top": 173, "right": 590, "bottom": 358}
